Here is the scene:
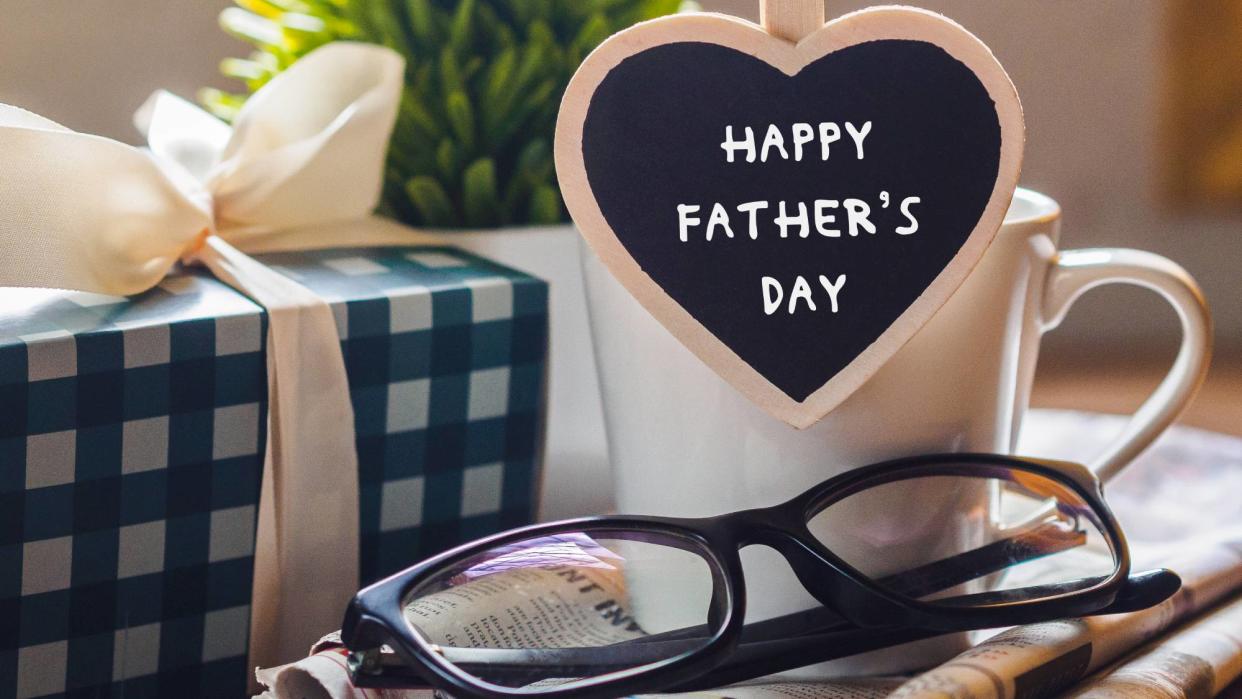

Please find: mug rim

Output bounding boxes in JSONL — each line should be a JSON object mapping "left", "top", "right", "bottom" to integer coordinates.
{"left": 1004, "top": 187, "right": 1061, "bottom": 227}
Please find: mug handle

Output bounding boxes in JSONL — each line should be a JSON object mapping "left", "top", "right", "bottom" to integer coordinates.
{"left": 1041, "top": 248, "right": 1213, "bottom": 482}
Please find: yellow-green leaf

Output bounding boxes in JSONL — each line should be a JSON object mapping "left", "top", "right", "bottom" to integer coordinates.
{"left": 529, "top": 185, "right": 562, "bottom": 224}
{"left": 463, "top": 158, "right": 500, "bottom": 227}
{"left": 405, "top": 176, "right": 456, "bottom": 227}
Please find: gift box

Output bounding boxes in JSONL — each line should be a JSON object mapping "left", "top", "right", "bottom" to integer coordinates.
{"left": 0, "top": 245, "right": 547, "bottom": 698}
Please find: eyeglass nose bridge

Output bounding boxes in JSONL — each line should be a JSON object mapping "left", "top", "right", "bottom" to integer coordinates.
{"left": 734, "top": 523, "right": 914, "bottom": 629}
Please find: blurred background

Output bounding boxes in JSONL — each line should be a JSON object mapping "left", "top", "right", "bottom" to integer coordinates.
{"left": 1, "top": 0, "right": 1238, "bottom": 435}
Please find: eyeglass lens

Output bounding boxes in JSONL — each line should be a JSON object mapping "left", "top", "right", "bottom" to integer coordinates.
{"left": 399, "top": 530, "right": 722, "bottom": 690}
{"left": 806, "top": 464, "right": 1118, "bottom": 607}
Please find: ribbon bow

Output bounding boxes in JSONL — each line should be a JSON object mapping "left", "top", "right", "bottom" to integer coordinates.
{"left": 0, "top": 41, "right": 407, "bottom": 293}
{"left": 0, "top": 42, "right": 429, "bottom": 670}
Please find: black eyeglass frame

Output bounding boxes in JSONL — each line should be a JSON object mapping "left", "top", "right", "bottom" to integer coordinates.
{"left": 342, "top": 453, "right": 1135, "bottom": 698}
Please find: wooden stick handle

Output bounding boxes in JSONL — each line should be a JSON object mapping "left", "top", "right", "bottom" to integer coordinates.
{"left": 760, "top": 0, "right": 825, "bottom": 43}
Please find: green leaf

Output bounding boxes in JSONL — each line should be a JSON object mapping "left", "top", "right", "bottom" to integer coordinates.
{"left": 516, "top": 138, "right": 552, "bottom": 183}
{"left": 219, "top": 7, "right": 286, "bottom": 49}
{"left": 526, "top": 18, "right": 556, "bottom": 51}
{"left": 280, "top": 11, "right": 327, "bottom": 39}
{"left": 500, "top": 139, "right": 548, "bottom": 214}
{"left": 234, "top": 0, "right": 284, "bottom": 20}
{"left": 480, "top": 47, "right": 516, "bottom": 120}
{"left": 439, "top": 46, "right": 463, "bottom": 94}
{"left": 449, "top": 0, "right": 476, "bottom": 53}
{"left": 383, "top": 167, "right": 419, "bottom": 222}
{"left": 513, "top": 33, "right": 551, "bottom": 91}
{"left": 528, "top": 185, "right": 562, "bottom": 224}
{"left": 404, "top": 0, "right": 435, "bottom": 49}
{"left": 252, "top": 49, "right": 280, "bottom": 73}
{"left": 198, "top": 88, "right": 246, "bottom": 122}
{"left": 398, "top": 92, "right": 442, "bottom": 141}
{"left": 384, "top": 131, "right": 423, "bottom": 175}
{"left": 462, "top": 56, "right": 484, "bottom": 82}
{"left": 405, "top": 176, "right": 457, "bottom": 227}
{"left": 445, "top": 90, "right": 475, "bottom": 152}
{"left": 361, "top": 1, "right": 413, "bottom": 55}
{"left": 475, "top": 3, "right": 509, "bottom": 51}
{"left": 462, "top": 158, "right": 501, "bottom": 227}
{"left": 260, "top": 0, "right": 316, "bottom": 13}
{"left": 436, "top": 139, "right": 461, "bottom": 182}
{"left": 487, "top": 78, "right": 555, "bottom": 149}
{"left": 219, "top": 57, "right": 270, "bottom": 83}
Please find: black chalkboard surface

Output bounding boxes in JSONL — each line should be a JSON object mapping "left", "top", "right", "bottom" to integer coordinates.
{"left": 583, "top": 39, "right": 1000, "bottom": 401}
{"left": 557, "top": 9, "right": 1024, "bottom": 427}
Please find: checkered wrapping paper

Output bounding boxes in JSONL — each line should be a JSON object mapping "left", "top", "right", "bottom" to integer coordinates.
{"left": 260, "top": 246, "right": 548, "bottom": 582}
{"left": 0, "top": 275, "right": 268, "bottom": 699}
{"left": 0, "top": 246, "right": 548, "bottom": 698}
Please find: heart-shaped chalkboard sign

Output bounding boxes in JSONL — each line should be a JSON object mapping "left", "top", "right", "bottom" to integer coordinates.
{"left": 556, "top": 7, "right": 1024, "bottom": 428}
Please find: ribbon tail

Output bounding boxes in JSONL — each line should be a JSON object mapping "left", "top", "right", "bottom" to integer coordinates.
{"left": 195, "top": 236, "right": 361, "bottom": 674}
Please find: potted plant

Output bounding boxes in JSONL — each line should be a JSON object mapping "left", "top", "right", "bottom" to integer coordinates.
{"left": 204, "top": 0, "right": 687, "bottom": 518}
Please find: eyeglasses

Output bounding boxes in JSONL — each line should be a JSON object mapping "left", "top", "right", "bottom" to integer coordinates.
{"left": 341, "top": 454, "right": 1179, "bottom": 698}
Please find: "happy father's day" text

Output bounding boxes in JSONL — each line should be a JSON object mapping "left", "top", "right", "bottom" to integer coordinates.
{"left": 674, "top": 121, "right": 922, "bottom": 316}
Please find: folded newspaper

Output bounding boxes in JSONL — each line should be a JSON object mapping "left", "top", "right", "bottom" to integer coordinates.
{"left": 255, "top": 411, "right": 1242, "bottom": 699}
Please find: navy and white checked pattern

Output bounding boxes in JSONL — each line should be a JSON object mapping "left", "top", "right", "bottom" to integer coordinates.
{"left": 0, "top": 276, "right": 267, "bottom": 699}
{"left": 0, "top": 246, "right": 547, "bottom": 698}
{"left": 260, "top": 246, "right": 547, "bottom": 581}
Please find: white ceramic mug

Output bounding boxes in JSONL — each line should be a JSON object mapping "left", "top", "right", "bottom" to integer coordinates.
{"left": 579, "top": 188, "right": 1211, "bottom": 674}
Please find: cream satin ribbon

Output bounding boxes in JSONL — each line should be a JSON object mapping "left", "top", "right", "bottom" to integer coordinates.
{"left": 0, "top": 42, "right": 444, "bottom": 671}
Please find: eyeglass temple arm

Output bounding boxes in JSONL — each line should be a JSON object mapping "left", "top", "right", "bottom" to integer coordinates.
{"left": 671, "top": 567, "right": 1181, "bottom": 692}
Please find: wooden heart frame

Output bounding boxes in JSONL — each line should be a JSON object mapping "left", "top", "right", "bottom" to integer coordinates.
{"left": 555, "top": 6, "right": 1024, "bottom": 429}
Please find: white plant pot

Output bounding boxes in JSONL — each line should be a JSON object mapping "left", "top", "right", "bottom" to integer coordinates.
{"left": 446, "top": 225, "right": 611, "bottom": 520}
